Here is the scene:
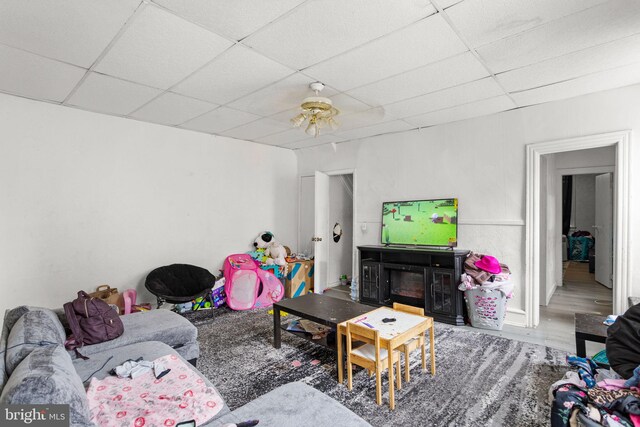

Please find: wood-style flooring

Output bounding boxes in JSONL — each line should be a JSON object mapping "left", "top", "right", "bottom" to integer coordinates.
{"left": 460, "top": 261, "right": 612, "bottom": 354}
{"left": 325, "top": 262, "right": 612, "bottom": 355}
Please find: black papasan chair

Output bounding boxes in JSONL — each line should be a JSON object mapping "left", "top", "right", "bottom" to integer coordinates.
{"left": 145, "top": 264, "right": 216, "bottom": 310}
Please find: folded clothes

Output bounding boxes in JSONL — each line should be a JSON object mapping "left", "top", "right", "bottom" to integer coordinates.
{"left": 598, "top": 379, "right": 629, "bottom": 391}
{"left": 605, "top": 315, "right": 620, "bottom": 326}
{"left": 625, "top": 366, "right": 640, "bottom": 388}
{"left": 568, "top": 355, "right": 599, "bottom": 388}
{"left": 114, "top": 359, "right": 167, "bottom": 379}
{"left": 588, "top": 387, "right": 640, "bottom": 406}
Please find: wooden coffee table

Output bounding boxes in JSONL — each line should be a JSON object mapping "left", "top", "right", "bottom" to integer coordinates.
{"left": 574, "top": 312, "right": 609, "bottom": 357}
{"left": 272, "top": 293, "right": 372, "bottom": 350}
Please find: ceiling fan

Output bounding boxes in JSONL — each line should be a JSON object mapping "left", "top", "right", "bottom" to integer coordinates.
{"left": 290, "top": 82, "right": 340, "bottom": 138}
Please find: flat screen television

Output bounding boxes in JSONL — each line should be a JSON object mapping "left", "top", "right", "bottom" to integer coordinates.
{"left": 381, "top": 198, "right": 458, "bottom": 247}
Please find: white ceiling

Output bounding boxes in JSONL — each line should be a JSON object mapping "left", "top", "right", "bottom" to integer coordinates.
{"left": 1, "top": 0, "right": 640, "bottom": 150}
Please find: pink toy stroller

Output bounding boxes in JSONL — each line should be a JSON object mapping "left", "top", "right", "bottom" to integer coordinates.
{"left": 223, "top": 254, "right": 283, "bottom": 310}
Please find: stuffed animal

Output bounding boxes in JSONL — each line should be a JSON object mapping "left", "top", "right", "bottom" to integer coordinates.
{"left": 253, "top": 231, "right": 287, "bottom": 268}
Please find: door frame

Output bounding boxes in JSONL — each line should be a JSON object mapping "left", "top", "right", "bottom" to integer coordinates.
{"left": 297, "top": 174, "right": 315, "bottom": 255}
{"left": 298, "top": 169, "right": 358, "bottom": 289}
{"left": 525, "top": 131, "right": 631, "bottom": 327}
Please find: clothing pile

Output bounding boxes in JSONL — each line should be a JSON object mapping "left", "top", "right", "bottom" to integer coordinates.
{"left": 551, "top": 355, "right": 640, "bottom": 427}
{"left": 458, "top": 252, "right": 514, "bottom": 298}
{"left": 568, "top": 231, "right": 595, "bottom": 261}
{"left": 458, "top": 253, "right": 513, "bottom": 331}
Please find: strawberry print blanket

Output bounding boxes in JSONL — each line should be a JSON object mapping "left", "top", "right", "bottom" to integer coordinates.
{"left": 86, "top": 354, "right": 223, "bottom": 427}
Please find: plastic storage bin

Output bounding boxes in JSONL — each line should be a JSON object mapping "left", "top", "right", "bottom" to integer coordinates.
{"left": 464, "top": 287, "right": 508, "bottom": 331}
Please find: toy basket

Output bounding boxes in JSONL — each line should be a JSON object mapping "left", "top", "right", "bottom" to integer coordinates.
{"left": 464, "top": 287, "right": 508, "bottom": 331}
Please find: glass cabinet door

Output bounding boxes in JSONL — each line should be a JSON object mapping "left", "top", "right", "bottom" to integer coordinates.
{"left": 431, "top": 268, "right": 454, "bottom": 314}
{"left": 361, "top": 262, "right": 379, "bottom": 302}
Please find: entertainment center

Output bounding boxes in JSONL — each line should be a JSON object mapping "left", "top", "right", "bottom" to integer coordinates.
{"left": 358, "top": 245, "right": 469, "bottom": 325}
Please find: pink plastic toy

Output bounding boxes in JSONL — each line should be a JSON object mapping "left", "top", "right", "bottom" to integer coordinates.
{"left": 122, "top": 289, "right": 137, "bottom": 315}
{"left": 223, "top": 254, "right": 283, "bottom": 310}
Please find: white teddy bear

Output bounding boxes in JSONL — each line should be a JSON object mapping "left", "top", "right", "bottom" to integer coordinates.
{"left": 253, "top": 231, "right": 287, "bottom": 268}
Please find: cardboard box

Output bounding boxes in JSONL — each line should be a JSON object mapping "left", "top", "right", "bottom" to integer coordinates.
{"left": 284, "top": 260, "right": 314, "bottom": 298}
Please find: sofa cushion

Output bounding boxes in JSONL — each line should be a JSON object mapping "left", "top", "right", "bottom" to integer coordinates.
{"left": 5, "top": 309, "right": 66, "bottom": 374}
{"left": 2, "top": 307, "right": 36, "bottom": 390}
{"left": 70, "top": 309, "right": 198, "bottom": 360}
{"left": 0, "top": 345, "right": 92, "bottom": 427}
{"left": 73, "top": 340, "right": 230, "bottom": 421}
{"left": 204, "top": 381, "right": 371, "bottom": 427}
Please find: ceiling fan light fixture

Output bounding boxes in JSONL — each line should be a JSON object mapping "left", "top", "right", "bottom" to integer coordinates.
{"left": 305, "top": 120, "right": 318, "bottom": 137}
{"left": 291, "top": 82, "right": 339, "bottom": 138}
{"left": 290, "top": 113, "right": 306, "bottom": 127}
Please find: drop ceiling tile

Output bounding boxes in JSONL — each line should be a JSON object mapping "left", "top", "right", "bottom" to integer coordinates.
{"left": 446, "top": 0, "right": 606, "bottom": 48}
{"left": 303, "top": 15, "right": 467, "bottom": 91}
{"left": 244, "top": 0, "right": 436, "bottom": 69}
{"left": 283, "top": 134, "right": 346, "bottom": 150}
{"left": 130, "top": 92, "right": 218, "bottom": 126}
{"left": 476, "top": 0, "right": 640, "bottom": 73}
{"left": 347, "top": 52, "right": 489, "bottom": 105}
{"left": 268, "top": 108, "right": 302, "bottom": 125}
{"left": 511, "top": 62, "right": 640, "bottom": 107}
{"left": 95, "top": 5, "right": 233, "bottom": 89}
{"left": 497, "top": 33, "right": 640, "bottom": 92}
{"left": 255, "top": 129, "right": 308, "bottom": 145}
{"left": 330, "top": 93, "right": 374, "bottom": 114}
{"left": 0, "top": 44, "right": 86, "bottom": 102}
{"left": 172, "top": 45, "right": 295, "bottom": 105}
{"left": 404, "top": 95, "right": 516, "bottom": 127}
{"left": 335, "top": 120, "right": 414, "bottom": 141}
{"left": 0, "top": 0, "right": 139, "bottom": 67}
{"left": 228, "top": 73, "right": 338, "bottom": 116}
{"left": 221, "top": 118, "right": 289, "bottom": 141}
{"left": 66, "top": 72, "right": 162, "bottom": 115}
{"left": 152, "top": 0, "right": 305, "bottom": 41}
{"left": 338, "top": 108, "right": 395, "bottom": 131}
{"left": 384, "top": 77, "right": 504, "bottom": 118}
{"left": 436, "top": 0, "right": 463, "bottom": 9}
{"left": 180, "top": 106, "right": 260, "bottom": 134}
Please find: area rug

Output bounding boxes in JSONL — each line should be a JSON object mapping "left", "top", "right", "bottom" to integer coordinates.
{"left": 177, "top": 308, "right": 216, "bottom": 326}
{"left": 196, "top": 307, "right": 568, "bottom": 426}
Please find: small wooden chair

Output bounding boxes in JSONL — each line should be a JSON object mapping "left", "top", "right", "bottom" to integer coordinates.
{"left": 392, "top": 302, "right": 436, "bottom": 382}
{"left": 346, "top": 321, "right": 401, "bottom": 408}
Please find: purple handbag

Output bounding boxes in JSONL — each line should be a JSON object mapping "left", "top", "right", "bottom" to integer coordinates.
{"left": 64, "top": 290, "right": 124, "bottom": 353}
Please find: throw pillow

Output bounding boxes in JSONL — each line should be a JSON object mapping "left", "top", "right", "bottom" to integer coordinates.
{"left": 0, "top": 345, "right": 92, "bottom": 427}
{"left": 5, "top": 309, "right": 66, "bottom": 374}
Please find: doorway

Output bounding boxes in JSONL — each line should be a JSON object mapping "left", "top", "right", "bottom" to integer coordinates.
{"left": 299, "top": 170, "right": 356, "bottom": 296}
{"left": 525, "top": 131, "right": 631, "bottom": 329}
{"left": 560, "top": 172, "right": 614, "bottom": 287}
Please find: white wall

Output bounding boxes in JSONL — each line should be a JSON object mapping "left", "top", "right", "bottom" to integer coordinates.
{"left": 0, "top": 93, "right": 298, "bottom": 319}
{"left": 327, "top": 175, "right": 353, "bottom": 286}
{"left": 296, "top": 83, "right": 640, "bottom": 326}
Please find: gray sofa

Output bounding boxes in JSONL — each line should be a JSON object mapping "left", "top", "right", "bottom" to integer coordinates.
{"left": 0, "top": 306, "right": 371, "bottom": 427}
{"left": 0, "top": 305, "right": 228, "bottom": 426}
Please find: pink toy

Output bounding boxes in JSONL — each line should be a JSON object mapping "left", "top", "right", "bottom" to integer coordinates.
{"left": 122, "top": 289, "right": 137, "bottom": 315}
{"left": 223, "top": 254, "right": 283, "bottom": 310}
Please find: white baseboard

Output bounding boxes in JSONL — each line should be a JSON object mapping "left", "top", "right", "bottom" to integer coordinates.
{"left": 545, "top": 282, "right": 558, "bottom": 306}
{"left": 504, "top": 307, "right": 527, "bottom": 327}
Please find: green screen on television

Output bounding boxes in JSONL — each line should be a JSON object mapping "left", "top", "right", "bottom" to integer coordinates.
{"left": 381, "top": 199, "right": 458, "bottom": 247}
